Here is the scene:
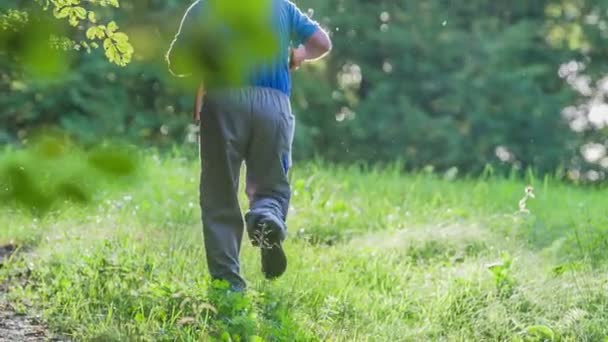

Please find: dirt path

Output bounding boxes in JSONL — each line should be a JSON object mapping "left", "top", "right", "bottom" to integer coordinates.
{"left": 0, "top": 244, "right": 62, "bottom": 342}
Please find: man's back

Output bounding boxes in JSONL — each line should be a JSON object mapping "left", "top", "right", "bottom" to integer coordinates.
{"left": 167, "top": 0, "right": 320, "bottom": 95}
{"left": 249, "top": 0, "right": 319, "bottom": 95}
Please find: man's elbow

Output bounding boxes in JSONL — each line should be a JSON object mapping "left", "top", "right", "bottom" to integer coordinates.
{"left": 306, "top": 29, "right": 332, "bottom": 57}
{"left": 317, "top": 30, "right": 332, "bottom": 54}
{"left": 321, "top": 37, "right": 332, "bottom": 54}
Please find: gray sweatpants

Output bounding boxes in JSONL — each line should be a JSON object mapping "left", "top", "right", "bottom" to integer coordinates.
{"left": 199, "top": 87, "right": 295, "bottom": 290}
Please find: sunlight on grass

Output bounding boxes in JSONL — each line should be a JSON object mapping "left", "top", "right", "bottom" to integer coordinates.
{"left": 1, "top": 153, "right": 608, "bottom": 340}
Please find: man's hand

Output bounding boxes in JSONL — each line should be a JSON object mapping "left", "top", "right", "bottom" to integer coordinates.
{"left": 289, "top": 46, "right": 307, "bottom": 71}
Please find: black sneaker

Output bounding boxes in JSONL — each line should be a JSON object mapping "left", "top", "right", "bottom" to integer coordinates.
{"left": 257, "top": 218, "right": 287, "bottom": 280}
{"left": 245, "top": 210, "right": 287, "bottom": 246}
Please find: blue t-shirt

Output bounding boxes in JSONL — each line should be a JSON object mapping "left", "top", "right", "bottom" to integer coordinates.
{"left": 169, "top": 0, "right": 319, "bottom": 96}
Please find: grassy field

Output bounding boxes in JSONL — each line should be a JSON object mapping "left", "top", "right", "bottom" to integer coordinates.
{"left": 1, "top": 153, "right": 608, "bottom": 341}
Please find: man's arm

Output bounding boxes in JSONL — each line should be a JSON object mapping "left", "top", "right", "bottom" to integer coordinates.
{"left": 290, "top": 30, "right": 332, "bottom": 70}
{"left": 286, "top": 1, "right": 332, "bottom": 70}
{"left": 166, "top": 0, "right": 202, "bottom": 77}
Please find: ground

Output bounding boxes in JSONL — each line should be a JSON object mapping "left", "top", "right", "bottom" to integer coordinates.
{"left": 1, "top": 245, "right": 61, "bottom": 342}
{"left": 0, "top": 301, "right": 55, "bottom": 342}
{"left": 1, "top": 155, "right": 607, "bottom": 341}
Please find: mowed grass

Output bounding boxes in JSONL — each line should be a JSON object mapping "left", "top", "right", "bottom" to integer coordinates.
{"left": 1, "top": 153, "right": 608, "bottom": 341}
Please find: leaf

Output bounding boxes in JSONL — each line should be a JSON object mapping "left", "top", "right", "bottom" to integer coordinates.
{"left": 106, "top": 21, "right": 118, "bottom": 34}
{"left": 86, "top": 27, "right": 97, "bottom": 40}
{"left": 134, "top": 312, "right": 145, "bottom": 324}
{"left": 73, "top": 6, "right": 86, "bottom": 19}
{"left": 80, "top": 41, "right": 91, "bottom": 53}
{"left": 114, "top": 40, "right": 133, "bottom": 55}
{"left": 102, "top": 0, "right": 120, "bottom": 8}
{"left": 103, "top": 38, "right": 121, "bottom": 65}
{"left": 552, "top": 264, "right": 567, "bottom": 276}
{"left": 33, "top": 135, "right": 66, "bottom": 159}
{"left": 552, "top": 262, "right": 582, "bottom": 276}
{"left": 87, "top": 11, "right": 96, "bottom": 23}
{"left": 57, "top": 181, "right": 89, "bottom": 203}
{"left": 68, "top": 13, "right": 79, "bottom": 27}
{"left": 53, "top": 6, "right": 71, "bottom": 19}
{"left": 1, "top": 164, "right": 52, "bottom": 214}
{"left": 111, "top": 32, "right": 128, "bottom": 44}
{"left": 103, "top": 35, "right": 133, "bottom": 66}
{"left": 87, "top": 146, "right": 137, "bottom": 176}
{"left": 86, "top": 26, "right": 105, "bottom": 40}
{"left": 526, "top": 325, "right": 555, "bottom": 341}
{"left": 103, "top": 37, "right": 113, "bottom": 51}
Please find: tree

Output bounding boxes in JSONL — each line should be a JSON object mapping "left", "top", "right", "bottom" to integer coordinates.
{"left": 0, "top": 2, "right": 140, "bottom": 214}
{"left": 2, "top": 0, "right": 606, "bottom": 180}
{"left": 544, "top": 0, "right": 608, "bottom": 181}
{"left": 292, "top": 0, "right": 577, "bottom": 175}
{"left": 0, "top": 0, "right": 133, "bottom": 67}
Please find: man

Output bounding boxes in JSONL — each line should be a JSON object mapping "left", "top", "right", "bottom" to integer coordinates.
{"left": 167, "top": 0, "right": 332, "bottom": 291}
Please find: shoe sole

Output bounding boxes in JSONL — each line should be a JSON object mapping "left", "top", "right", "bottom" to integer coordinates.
{"left": 259, "top": 220, "right": 287, "bottom": 280}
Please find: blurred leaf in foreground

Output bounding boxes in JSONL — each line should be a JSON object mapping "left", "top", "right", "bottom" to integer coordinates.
{"left": 88, "top": 145, "right": 138, "bottom": 176}
{"left": 166, "top": 0, "right": 279, "bottom": 90}
{"left": 0, "top": 134, "right": 139, "bottom": 215}
{"left": 0, "top": 9, "right": 70, "bottom": 79}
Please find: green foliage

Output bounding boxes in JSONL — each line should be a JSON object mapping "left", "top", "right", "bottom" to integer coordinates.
{"left": 523, "top": 325, "right": 555, "bottom": 342}
{"left": 292, "top": 0, "right": 577, "bottom": 175}
{"left": 0, "top": 9, "right": 28, "bottom": 31}
{"left": 0, "top": 0, "right": 133, "bottom": 67}
{"left": 488, "top": 253, "right": 517, "bottom": 298}
{"left": 1, "top": 0, "right": 608, "bottom": 176}
{"left": 1, "top": 156, "right": 608, "bottom": 340}
{"left": 44, "top": 0, "right": 133, "bottom": 65}
{"left": 0, "top": 134, "right": 139, "bottom": 215}
{"left": 542, "top": 1, "right": 608, "bottom": 179}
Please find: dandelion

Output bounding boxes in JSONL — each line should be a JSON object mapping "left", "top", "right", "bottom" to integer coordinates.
{"left": 518, "top": 185, "right": 535, "bottom": 213}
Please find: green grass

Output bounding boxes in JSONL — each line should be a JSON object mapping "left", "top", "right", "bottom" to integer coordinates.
{"left": 2, "top": 153, "right": 608, "bottom": 341}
